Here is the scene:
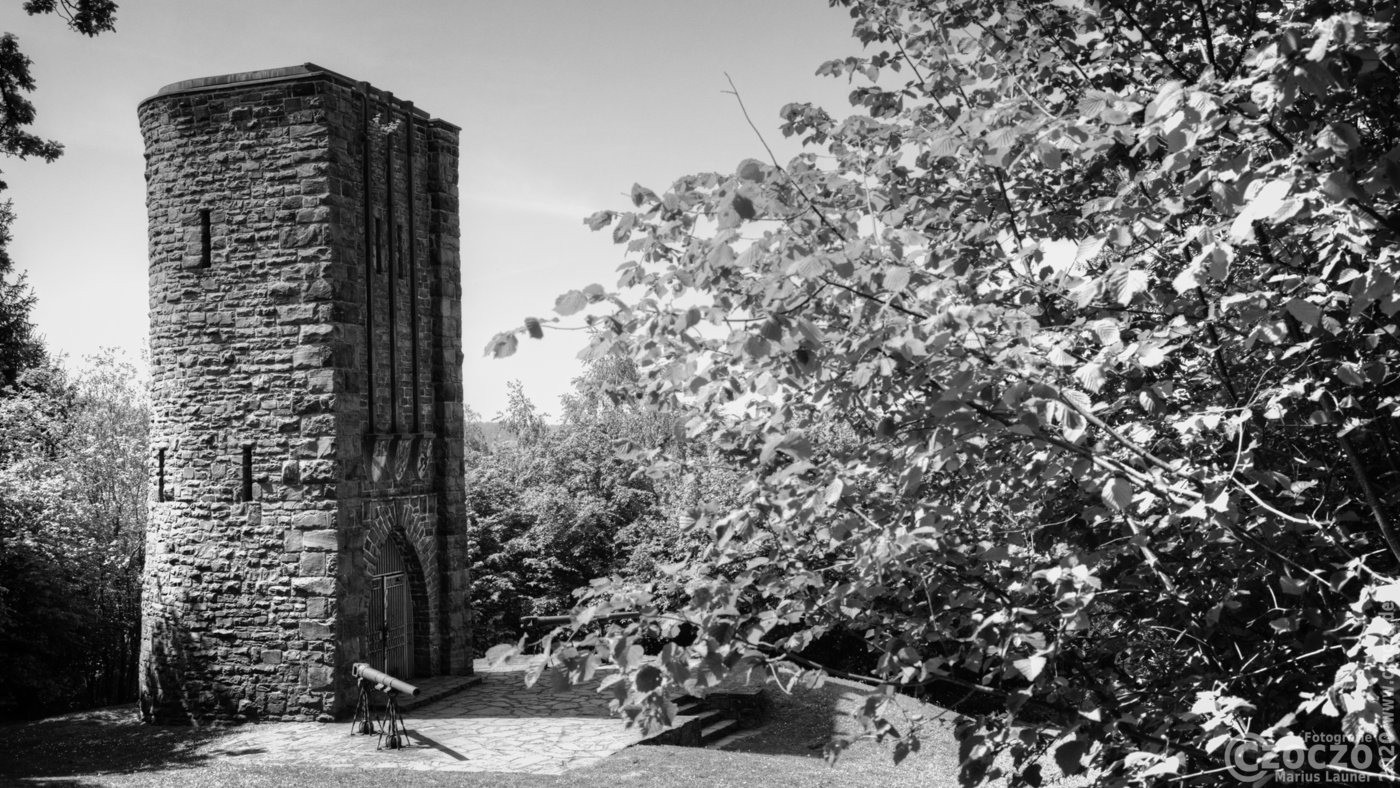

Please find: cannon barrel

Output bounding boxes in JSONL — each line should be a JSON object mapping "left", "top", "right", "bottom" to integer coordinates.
{"left": 352, "top": 662, "right": 420, "bottom": 696}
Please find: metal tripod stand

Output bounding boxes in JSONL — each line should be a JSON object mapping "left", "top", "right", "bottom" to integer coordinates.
{"left": 376, "top": 688, "right": 409, "bottom": 749}
{"left": 349, "top": 677, "right": 376, "bottom": 736}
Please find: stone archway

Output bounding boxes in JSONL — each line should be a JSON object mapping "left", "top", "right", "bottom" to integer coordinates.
{"left": 365, "top": 528, "right": 431, "bottom": 679}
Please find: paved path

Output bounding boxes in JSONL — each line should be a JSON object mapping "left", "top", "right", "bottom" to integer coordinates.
{"left": 196, "top": 657, "right": 646, "bottom": 775}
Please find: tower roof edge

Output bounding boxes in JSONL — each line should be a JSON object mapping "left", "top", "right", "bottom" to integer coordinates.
{"left": 138, "top": 63, "right": 455, "bottom": 128}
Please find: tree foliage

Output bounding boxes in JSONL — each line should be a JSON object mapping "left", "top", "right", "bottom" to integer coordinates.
{"left": 488, "top": 0, "right": 1400, "bottom": 782}
{"left": 0, "top": 350, "right": 147, "bottom": 717}
{"left": 0, "top": 201, "right": 42, "bottom": 389}
{"left": 465, "top": 369, "right": 680, "bottom": 650}
{"left": 0, "top": 0, "right": 117, "bottom": 390}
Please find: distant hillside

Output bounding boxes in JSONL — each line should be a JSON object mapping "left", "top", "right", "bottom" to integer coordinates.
{"left": 464, "top": 420, "right": 560, "bottom": 451}
{"left": 465, "top": 420, "right": 512, "bottom": 447}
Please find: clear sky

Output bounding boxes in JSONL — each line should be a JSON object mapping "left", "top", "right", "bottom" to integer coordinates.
{"left": 3, "top": 1, "right": 858, "bottom": 419}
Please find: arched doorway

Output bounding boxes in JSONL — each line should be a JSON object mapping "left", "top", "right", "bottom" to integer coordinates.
{"left": 368, "top": 539, "right": 413, "bottom": 677}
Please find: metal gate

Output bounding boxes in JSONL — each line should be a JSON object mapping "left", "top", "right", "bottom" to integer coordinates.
{"left": 367, "top": 539, "right": 411, "bottom": 677}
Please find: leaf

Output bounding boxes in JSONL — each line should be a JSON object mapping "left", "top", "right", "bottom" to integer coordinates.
{"left": 1074, "top": 362, "right": 1106, "bottom": 393}
{"left": 1375, "top": 584, "right": 1400, "bottom": 605}
{"left": 1075, "top": 235, "right": 1106, "bottom": 265}
{"left": 634, "top": 664, "right": 662, "bottom": 693}
{"left": 776, "top": 432, "right": 813, "bottom": 461}
{"left": 1055, "top": 740, "right": 1087, "bottom": 776}
{"left": 791, "top": 255, "right": 828, "bottom": 280}
{"left": 893, "top": 740, "right": 910, "bottom": 765}
{"left": 731, "top": 193, "right": 757, "bottom": 221}
{"left": 486, "top": 332, "right": 518, "bottom": 358}
{"left": 823, "top": 477, "right": 844, "bottom": 505}
{"left": 1048, "top": 346, "right": 1077, "bottom": 367}
{"left": 1115, "top": 269, "right": 1150, "bottom": 305}
{"left": 1102, "top": 477, "right": 1132, "bottom": 511}
{"left": 1140, "top": 754, "right": 1182, "bottom": 777}
{"left": 1137, "top": 343, "right": 1166, "bottom": 367}
{"left": 554, "top": 290, "right": 588, "bottom": 316}
{"left": 612, "top": 212, "right": 637, "bottom": 244}
{"left": 1013, "top": 655, "right": 1046, "bottom": 681}
{"left": 1090, "top": 318, "right": 1121, "bottom": 346}
{"left": 1285, "top": 298, "right": 1322, "bottom": 327}
{"left": 1337, "top": 364, "right": 1365, "bottom": 387}
{"left": 736, "top": 158, "right": 766, "bottom": 182}
{"left": 524, "top": 317, "right": 543, "bottom": 339}
{"left": 1171, "top": 264, "right": 1200, "bottom": 294}
{"left": 1078, "top": 89, "right": 1115, "bottom": 117}
{"left": 884, "top": 266, "right": 911, "bottom": 292}
{"left": 630, "top": 183, "right": 657, "bottom": 207}
{"left": 584, "top": 210, "right": 615, "bottom": 231}
{"left": 743, "top": 334, "right": 770, "bottom": 359}
{"left": 1229, "top": 180, "right": 1292, "bottom": 241}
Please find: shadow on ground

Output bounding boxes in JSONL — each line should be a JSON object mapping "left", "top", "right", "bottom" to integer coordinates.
{"left": 0, "top": 705, "right": 230, "bottom": 784}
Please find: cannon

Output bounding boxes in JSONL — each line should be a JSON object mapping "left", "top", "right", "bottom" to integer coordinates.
{"left": 349, "top": 663, "right": 418, "bottom": 749}
{"left": 352, "top": 663, "right": 420, "bottom": 697}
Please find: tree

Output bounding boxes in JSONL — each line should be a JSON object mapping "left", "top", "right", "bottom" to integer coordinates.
{"left": 0, "top": 202, "right": 42, "bottom": 388}
{"left": 489, "top": 0, "right": 1400, "bottom": 783}
{"left": 465, "top": 371, "right": 672, "bottom": 649}
{"left": 0, "top": 1, "right": 117, "bottom": 389}
{"left": 0, "top": 350, "right": 146, "bottom": 716}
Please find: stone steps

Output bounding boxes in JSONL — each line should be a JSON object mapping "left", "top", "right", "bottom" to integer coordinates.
{"left": 639, "top": 689, "right": 769, "bottom": 748}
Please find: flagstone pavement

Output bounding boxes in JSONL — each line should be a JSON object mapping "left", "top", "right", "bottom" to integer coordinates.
{"left": 194, "top": 657, "right": 648, "bottom": 775}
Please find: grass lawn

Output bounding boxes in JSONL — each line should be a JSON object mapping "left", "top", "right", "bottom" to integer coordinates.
{"left": 0, "top": 677, "right": 1080, "bottom": 787}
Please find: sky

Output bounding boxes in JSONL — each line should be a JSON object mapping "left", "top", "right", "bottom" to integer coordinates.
{"left": 3, "top": 0, "right": 859, "bottom": 419}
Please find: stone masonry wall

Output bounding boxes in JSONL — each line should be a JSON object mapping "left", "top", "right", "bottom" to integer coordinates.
{"left": 140, "top": 65, "right": 468, "bottom": 724}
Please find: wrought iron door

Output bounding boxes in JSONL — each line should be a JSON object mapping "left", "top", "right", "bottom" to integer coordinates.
{"left": 367, "top": 540, "right": 411, "bottom": 677}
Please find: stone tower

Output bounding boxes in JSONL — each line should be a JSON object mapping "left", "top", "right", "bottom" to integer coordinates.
{"left": 139, "top": 64, "right": 470, "bottom": 722}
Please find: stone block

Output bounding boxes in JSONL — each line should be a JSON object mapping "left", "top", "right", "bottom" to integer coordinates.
{"left": 305, "top": 665, "right": 334, "bottom": 690}
{"left": 291, "top": 576, "right": 335, "bottom": 596}
{"left": 299, "top": 459, "right": 336, "bottom": 483}
{"left": 301, "top": 529, "right": 337, "bottom": 550}
{"left": 299, "top": 621, "right": 333, "bottom": 640}
{"left": 298, "top": 436, "right": 335, "bottom": 459}
{"left": 291, "top": 510, "right": 333, "bottom": 529}
{"left": 292, "top": 345, "right": 331, "bottom": 369}
{"left": 299, "top": 323, "right": 335, "bottom": 344}
{"left": 306, "top": 278, "right": 334, "bottom": 300}
{"left": 306, "top": 369, "right": 335, "bottom": 393}
{"left": 276, "top": 304, "right": 315, "bottom": 324}
{"left": 298, "top": 552, "right": 326, "bottom": 576}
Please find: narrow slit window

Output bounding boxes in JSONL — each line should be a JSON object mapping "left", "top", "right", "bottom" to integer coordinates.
{"left": 374, "top": 216, "right": 385, "bottom": 274}
{"left": 157, "top": 448, "right": 167, "bottom": 503}
{"left": 241, "top": 444, "right": 254, "bottom": 502}
{"left": 199, "top": 209, "right": 212, "bottom": 268}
